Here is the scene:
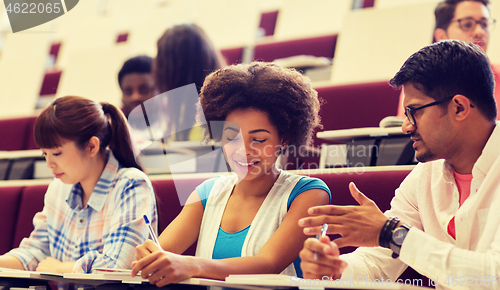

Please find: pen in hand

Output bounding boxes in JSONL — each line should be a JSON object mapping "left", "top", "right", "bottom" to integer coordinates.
{"left": 313, "top": 223, "right": 329, "bottom": 260}
{"left": 143, "top": 215, "right": 162, "bottom": 249}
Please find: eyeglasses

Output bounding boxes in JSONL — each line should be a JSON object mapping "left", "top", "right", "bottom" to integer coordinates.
{"left": 404, "top": 96, "right": 455, "bottom": 126}
{"left": 450, "top": 17, "right": 496, "bottom": 32}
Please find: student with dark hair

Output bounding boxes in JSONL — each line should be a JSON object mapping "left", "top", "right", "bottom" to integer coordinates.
{"left": 118, "top": 55, "right": 154, "bottom": 117}
{"left": 153, "top": 23, "right": 225, "bottom": 142}
{"left": 131, "top": 62, "right": 331, "bottom": 287}
{"left": 434, "top": 0, "right": 491, "bottom": 51}
{"left": 0, "top": 96, "right": 157, "bottom": 273}
{"left": 396, "top": 0, "right": 500, "bottom": 120}
{"left": 300, "top": 40, "right": 499, "bottom": 289}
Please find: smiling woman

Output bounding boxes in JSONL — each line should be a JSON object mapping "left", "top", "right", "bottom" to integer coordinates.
{"left": 0, "top": 96, "right": 157, "bottom": 274}
{"left": 131, "top": 62, "right": 331, "bottom": 287}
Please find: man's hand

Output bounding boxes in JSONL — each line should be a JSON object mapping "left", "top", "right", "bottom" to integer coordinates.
{"left": 298, "top": 182, "right": 388, "bottom": 248}
{"left": 300, "top": 235, "right": 347, "bottom": 279}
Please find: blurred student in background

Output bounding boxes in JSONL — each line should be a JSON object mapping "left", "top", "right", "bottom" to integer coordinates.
{"left": 153, "top": 23, "right": 225, "bottom": 142}
{"left": 131, "top": 62, "right": 331, "bottom": 287}
{"left": 0, "top": 96, "right": 157, "bottom": 273}
{"left": 396, "top": 0, "right": 500, "bottom": 119}
{"left": 118, "top": 55, "right": 155, "bottom": 118}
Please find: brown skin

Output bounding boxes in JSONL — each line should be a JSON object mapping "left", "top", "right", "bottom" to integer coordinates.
{"left": 0, "top": 137, "right": 107, "bottom": 273}
{"left": 131, "top": 108, "right": 330, "bottom": 287}
{"left": 434, "top": 1, "right": 491, "bottom": 52}
{"left": 298, "top": 82, "right": 496, "bottom": 279}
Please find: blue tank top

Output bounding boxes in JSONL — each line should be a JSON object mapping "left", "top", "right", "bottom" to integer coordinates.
{"left": 196, "top": 176, "right": 331, "bottom": 278}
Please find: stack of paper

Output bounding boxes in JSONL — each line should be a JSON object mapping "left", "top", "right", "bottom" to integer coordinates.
{"left": 226, "top": 274, "right": 298, "bottom": 287}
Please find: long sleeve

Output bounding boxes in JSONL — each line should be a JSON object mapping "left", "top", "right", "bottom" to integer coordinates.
{"left": 6, "top": 206, "right": 52, "bottom": 270}
{"left": 399, "top": 228, "right": 500, "bottom": 289}
{"left": 341, "top": 144, "right": 500, "bottom": 290}
{"left": 73, "top": 175, "right": 157, "bottom": 273}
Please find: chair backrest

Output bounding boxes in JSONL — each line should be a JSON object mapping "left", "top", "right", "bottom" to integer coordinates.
{"left": 192, "top": 0, "right": 261, "bottom": 49}
{"left": 0, "top": 117, "right": 31, "bottom": 151}
{"left": 0, "top": 186, "right": 23, "bottom": 254}
{"left": 0, "top": 33, "right": 50, "bottom": 118}
{"left": 274, "top": 0, "right": 351, "bottom": 40}
{"left": 253, "top": 34, "right": 337, "bottom": 62}
{"left": 330, "top": 3, "right": 435, "bottom": 85}
{"left": 314, "top": 81, "right": 401, "bottom": 145}
{"left": 221, "top": 47, "right": 245, "bottom": 65}
{"left": 56, "top": 45, "right": 130, "bottom": 106}
{"left": 375, "top": 0, "right": 439, "bottom": 9}
{"left": 12, "top": 184, "right": 48, "bottom": 248}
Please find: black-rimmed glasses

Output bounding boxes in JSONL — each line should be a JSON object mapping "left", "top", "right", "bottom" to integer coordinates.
{"left": 450, "top": 17, "right": 496, "bottom": 32}
{"left": 404, "top": 97, "right": 455, "bottom": 126}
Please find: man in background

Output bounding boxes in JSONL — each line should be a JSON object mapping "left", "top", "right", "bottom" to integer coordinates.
{"left": 118, "top": 55, "right": 154, "bottom": 117}
{"left": 397, "top": 0, "right": 499, "bottom": 119}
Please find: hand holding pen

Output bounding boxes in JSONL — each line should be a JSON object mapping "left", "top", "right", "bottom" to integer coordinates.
{"left": 313, "top": 223, "right": 329, "bottom": 260}
{"left": 143, "top": 215, "right": 162, "bottom": 249}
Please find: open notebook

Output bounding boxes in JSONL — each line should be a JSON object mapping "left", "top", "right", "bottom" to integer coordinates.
{"left": 64, "top": 268, "right": 227, "bottom": 286}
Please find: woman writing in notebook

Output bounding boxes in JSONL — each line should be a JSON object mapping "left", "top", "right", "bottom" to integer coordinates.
{"left": 0, "top": 96, "right": 157, "bottom": 273}
{"left": 132, "top": 62, "right": 331, "bottom": 286}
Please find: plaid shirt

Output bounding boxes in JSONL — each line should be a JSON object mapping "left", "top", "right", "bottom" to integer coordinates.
{"left": 7, "top": 151, "right": 157, "bottom": 273}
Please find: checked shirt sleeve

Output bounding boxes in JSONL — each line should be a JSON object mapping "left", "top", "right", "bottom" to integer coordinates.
{"left": 73, "top": 175, "right": 157, "bottom": 273}
{"left": 6, "top": 209, "right": 52, "bottom": 271}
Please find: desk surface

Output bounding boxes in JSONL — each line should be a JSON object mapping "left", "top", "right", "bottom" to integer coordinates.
{"left": 317, "top": 127, "right": 406, "bottom": 142}
{"left": 0, "top": 270, "right": 430, "bottom": 290}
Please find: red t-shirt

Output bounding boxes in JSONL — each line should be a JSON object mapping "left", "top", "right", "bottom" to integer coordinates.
{"left": 447, "top": 170, "right": 473, "bottom": 239}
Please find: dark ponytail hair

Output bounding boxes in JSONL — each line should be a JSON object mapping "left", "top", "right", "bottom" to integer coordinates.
{"left": 34, "top": 96, "right": 143, "bottom": 171}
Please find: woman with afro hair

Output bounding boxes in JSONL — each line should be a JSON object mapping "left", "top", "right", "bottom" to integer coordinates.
{"left": 132, "top": 62, "right": 331, "bottom": 286}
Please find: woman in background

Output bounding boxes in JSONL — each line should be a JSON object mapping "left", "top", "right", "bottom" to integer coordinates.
{"left": 132, "top": 62, "right": 331, "bottom": 286}
{"left": 0, "top": 96, "right": 157, "bottom": 273}
{"left": 153, "top": 23, "right": 226, "bottom": 142}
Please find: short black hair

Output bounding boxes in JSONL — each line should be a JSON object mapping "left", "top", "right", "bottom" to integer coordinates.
{"left": 390, "top": 40, "right": 496, "bottom": 121}
{"left": 118, "top": 55, "right": 153, "bottom": 87}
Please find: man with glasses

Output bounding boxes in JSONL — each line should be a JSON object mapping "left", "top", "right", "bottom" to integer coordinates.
{"left": 396, "top": 0, "right": 500, "bottom": 120}
{"left": 434, "top": 0, "right": 493, "bottom": 52}
{"left": 299, "top": 40, "right": 499, "bottom": 289}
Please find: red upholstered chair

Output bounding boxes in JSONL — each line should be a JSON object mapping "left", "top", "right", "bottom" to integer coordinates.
{"left": 12, "top": 184, "right": 48, "bottom": 248}
{"left": 0, "top": 117, "right": 31, "bottom": 151}
{"left": 315, "top": 81, "right": 401, "bottom": 145}
{"left": 0, "top": 186, "right": 23, "bottom": 254}
{"left": 24, "top": 116, "right": 38, "bottom": 150}
{"left": 151, "top": 177, "right": 208, "bottom": 255}
{"left": 259, "top": 11, "right": 279, "bottom": 37}
{"left": 221, "top": 47, "right": 244, "bottom": 66}
{"left": 253, "top": 34, "right": 337, "bottom": 62}
{"left": 39, "top": 70, "right": 62, "bottom": 96}
{"left": 116, "top": 33, "right": 129, "bottom": 43}
{"left": 362, "top": 0, "right": 375, "bottom": 8}
{"left": 49, "top": 43, "right": 61, "bottom": 62}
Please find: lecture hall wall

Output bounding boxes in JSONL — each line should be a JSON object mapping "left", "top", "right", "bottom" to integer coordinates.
{"left": 0, "top": 0, "right": 498, "bottom": 120}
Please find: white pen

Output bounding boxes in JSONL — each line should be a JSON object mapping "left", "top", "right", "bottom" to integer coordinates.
{"left": 313, "top": 223, "right": 329, "bottom": 260}
{"left": 143, "top": 215, "right": 161, "bottom": 249}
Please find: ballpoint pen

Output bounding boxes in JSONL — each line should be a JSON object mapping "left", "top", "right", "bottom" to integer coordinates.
{"left": 313, "top": 223, "right": 329, "bottom": 260}
{"left": 143, "top": 215, "right": 162, "bottom": 249}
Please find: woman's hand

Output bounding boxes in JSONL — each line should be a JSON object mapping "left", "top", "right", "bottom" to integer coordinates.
{"left": 132, "top": 240, "right": 200, "bottom": 287}
{"left": 36, "top": 257, "right": 75, "bottom": 273}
